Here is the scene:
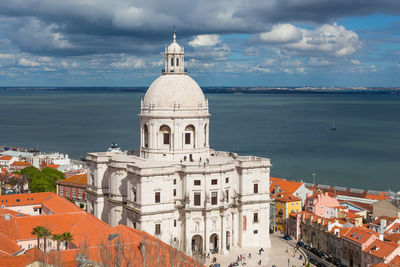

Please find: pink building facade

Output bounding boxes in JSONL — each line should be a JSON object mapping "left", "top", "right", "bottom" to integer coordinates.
{"left": 305, "top": 191, "right": 339, "bottom": 218}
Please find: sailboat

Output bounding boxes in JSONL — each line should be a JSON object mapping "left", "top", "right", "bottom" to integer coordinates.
{"left": 330, "top": 121, "right": 336, "bottom": 131}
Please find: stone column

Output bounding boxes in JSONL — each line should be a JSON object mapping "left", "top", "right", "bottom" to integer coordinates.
{"left": 204, "top": 211, "right": 210, "bottom": 255}
{"left": 220, "top": 211, "right": 227, "bottom": 254}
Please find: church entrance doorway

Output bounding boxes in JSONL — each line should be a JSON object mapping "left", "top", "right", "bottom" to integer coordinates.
{"left": 209, "top": 234, "right": 219, "bottom": 253}
{"left": 191, "top": 235, "right": 203, "bottom": 255}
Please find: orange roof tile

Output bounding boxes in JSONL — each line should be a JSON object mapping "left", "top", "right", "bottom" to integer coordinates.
{"left": 372, "top": 216, "right": 397, "bottom": 226}
{"left": 11, "top": 161, "right": 31, "bottom": 166}
{"left": 343, "top": 227, "right": 378, "bottom": 244}
{"left": 0, "top": 155, "right": 12, "bottom": 161}
{"left": 389, "top": 255, "right": 400, "bottom": 266}
{"left": 58, "top": 174, "right": 87, "bottom": 186}
{"left": 363, "top": 239, "right": 398, "bottom": 259}
{"left": 270, "top": 177, "right": 303, "bottom": 194}
{"left": 273, "top": 192, "right": 301, "bottom": 203}
{"left": 365, "top": 193, "right": 389, "bottom": 201}
{"left": 0, "top": 192, "right": 53, "bottom": 207}
{"left": 384, "top": 233, "right": 400, "bottom": 243}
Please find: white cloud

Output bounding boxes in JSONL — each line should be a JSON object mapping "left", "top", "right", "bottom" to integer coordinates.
{"left": 111, "top": 56, "right": 145, "bottom": 69}
{"left": 18, "top": 58, "right": 40, "bottom": 67}
{"left": 351, "top": 59, "right": 361, "bottom": 65}
{"left": 0, "top": 53, "right": 13, "bottom": 59}
{"left": 257, "top": 23, "right": 360, "bottom": 57}
{"left": 259, "top": 24, "right": 302, "bottom": 43}
{"left": 189, "top": 34, "right": 221, "bottom": 47}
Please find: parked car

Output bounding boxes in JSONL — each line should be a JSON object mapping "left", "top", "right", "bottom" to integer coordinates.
{"left": 297, "top": 241, "right": 306, "bottom": 247}
{"left": 283, "top": 234, "right": 291, "bottom": 240}
{"left": 304, "top": 244, "right": 312, "bottom": 251}
{"left": 309, "top": 258, "right": 319, "bottom": 265}
{"left": 317, "top": 263, "right": 327, "bottom": 267}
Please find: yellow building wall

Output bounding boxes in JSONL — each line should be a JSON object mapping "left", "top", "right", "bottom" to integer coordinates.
{"left": 274, "top": 200, "right": 301, "bottom": 233}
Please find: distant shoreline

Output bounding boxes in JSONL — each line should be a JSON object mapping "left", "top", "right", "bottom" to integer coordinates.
{"left": 1, "top": 87, "right": 400, "bottom": 94}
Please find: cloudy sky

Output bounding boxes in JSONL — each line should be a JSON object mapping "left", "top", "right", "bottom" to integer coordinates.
{"left": 0, "top": 0, "right": 399, "bottom": 87}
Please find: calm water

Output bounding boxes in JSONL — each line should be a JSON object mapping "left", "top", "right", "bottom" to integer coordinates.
{"left": 1, "top": 90, "right": 399, "bottom": 191}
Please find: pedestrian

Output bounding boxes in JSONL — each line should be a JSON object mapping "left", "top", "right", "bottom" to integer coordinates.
{"left": 258, "top": 260, "right": 262, "bottom": 265}
{"left": 248, "top": 253, "right": 251, "bottom": 258}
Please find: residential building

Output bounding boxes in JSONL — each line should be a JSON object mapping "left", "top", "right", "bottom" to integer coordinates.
{"left": 86, "top": 32, "right": 271, "bottom": 256}
{"left": 273, "top": 192, "right": 301, "bottom": 233}
{"left": 305, "top": 191, "right": 340, "bottom": 218}
{"left": 270, "top": 177, "right": 311, "bottom": 205}
{"left": 0, "top": 155, "right": 18, "bottom": 170}
{"left": 362, "top": 239, "right": 400, "bottom": 267}
{"left": 369, "top": 216, "right": 400, "bottom": 235}
{"left": 9, "top": 161, "right": 31, "bottom": 171}
{"left": 341, "top": 227, "right": 378, "bottom": 267}
{"left": 57, "top": 173, "right": 87, "bottom": 208}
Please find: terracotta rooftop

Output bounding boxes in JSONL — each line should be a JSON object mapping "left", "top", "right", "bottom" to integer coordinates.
{"left": 0, "top": 155, "right": 12, "bottom": 161}
{"left": 363, "top": 239, "right": 398, "bottom": 259}
{"left": 58, "top": 174, "right": 87, "bottom": 186}
{"left": 343, "top": 226, "right": 378, "bottom": 245}
{"left": 372, "top": 216, "right": 398, "bottom": 226}
{"left": 11, "top": 161, "right": 31, "bottom": 167}
{"left": 273, "top": 192, "right": 301, "bottom": 203}
{"left": 384, "top": 233, "right": 400, "bottom": 243}
{"left": 270, "top": 177, "right": 303, "bottom": 194}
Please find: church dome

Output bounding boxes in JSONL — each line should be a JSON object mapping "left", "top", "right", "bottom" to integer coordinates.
{"left": 167, "top": 42, "right": 182, "bottom": 53}
{"left": 143, "top": 74, "right": 207, "bottom": 109}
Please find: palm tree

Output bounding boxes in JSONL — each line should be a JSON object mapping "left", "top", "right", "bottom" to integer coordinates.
{"left": 42, "top": 227, "right": 52, "bottom": 253}
{"left": 52, "top": 234, "right": 63, "bottom": 251}
{"left": 62, "top": 232, "right": 73, "bottom": 249}
{"left": 31, "top": 226, "right": 45, "bottom": 249}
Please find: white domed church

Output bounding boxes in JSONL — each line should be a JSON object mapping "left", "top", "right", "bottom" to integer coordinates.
{"left": 86, "top": 32, "right": 271, "bottom": 255}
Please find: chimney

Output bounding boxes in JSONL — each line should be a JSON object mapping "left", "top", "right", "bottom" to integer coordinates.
{"left": 379, "top": 234, "right": 384, "bottom": 241}
{"left": 334, "top": 228, "right": 339, "bottom": 237}
{"left": 275, "top": 185, "right": 280, "bottom": 193}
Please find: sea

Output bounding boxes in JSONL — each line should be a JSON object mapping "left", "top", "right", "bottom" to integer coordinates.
{"left": 1, "top": 89, "right": 400, "bottom": 191}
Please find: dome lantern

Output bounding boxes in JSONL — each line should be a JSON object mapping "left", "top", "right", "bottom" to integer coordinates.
{"left": 163, "top": 30, "right": 185, "bottom": 75}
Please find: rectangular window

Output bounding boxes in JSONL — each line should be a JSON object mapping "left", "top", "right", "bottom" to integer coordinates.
{"left": 194, "top": 193, "right": 201, "bottom": 206}
{"left": 254, "top": 183, "right": 258, "bottom": 194}
{"left": 155, "top": 192, "right": 160, "bottom": 203}
{"left": 253, "top": 212, "right": 259, "bottom": 223}
{"left": 211, "top": 179, "right": 217, "bottom": 185}
{"left": 211, "top": 191, "right": 218, "bottom": 205}
{"left": 155, "top": 224, "right": 161, "bottom": 235}
{"left": 174, "top": 220, "right": 177, "bottom": 227}
{"left": 253, "top": 230, "right": 258, "bottom": 234}
{"left": 173, "top": 189, "right": 176, "bottom": 197}
{"left": 171, "top": 58, "right": 174, "bottom": 67}
{"left": 225, "top": 189, "right": 229, "bottom": 202}
{"left": 176, "top": 58, "right": 179, "bottom": 66}
{"left": 225, "top": 177, "right": 229, "bottom": 183}
{"left": 163, "top": 133, "right": 170, "bottom": 145}
{"left": 185, "top": 133, "right": 191, "bottom": 144}
{"left": 194, "top": 180, "right": 201, "bottom": 186}
{"left": 66, "top": 191, "right": 69, "bottom": 197}
{"left": 173, "top": 179, "right": 176, "bottom": 185}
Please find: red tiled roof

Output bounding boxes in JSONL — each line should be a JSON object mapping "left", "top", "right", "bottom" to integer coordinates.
{"left": 273, "top": 192, "right": 301, "bottom": 203}
{"left": 0, "top": 155, "right": 12, "bottom": 161}
{"left": 270, "top": 177, "right": 303, "bottom": 194}
{"left": 343, "top": 226, "right": 378, "bottom": 245}
{"left": 58, "top": 174, "right": 87, "bottom": 186}
{"left": 372, "top": 216, "right": 397, "bottom": 226}
{"left": 0, "top": 192, "right": 53, "bottom": 207}
{"left": 363, "top": 239, "right": 398, "bottom": 259}
{"left": 384, "top": 233, "right": 400, "bottom": 243}
{"left": 11, "top": 161, "right": 31, "bottom": 166}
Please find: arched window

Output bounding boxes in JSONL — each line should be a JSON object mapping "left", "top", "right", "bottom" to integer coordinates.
{"left": 143, "top": 124, "right": 149, "bottom": 148}
{"left": 184, "top": 125, "right": 195, "bottom": 146}
{"left": 160, "top": 125, "right": 171, "bottom": 145}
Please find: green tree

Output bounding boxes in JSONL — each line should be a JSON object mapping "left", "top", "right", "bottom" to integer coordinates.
{"left": 52, "top": 234, "right": 64, "bottom": 251}
{"left": 31, "top": 226, "right": 45, "bottom": 249}
{"left": 62, "top": 232, "right": 74, "bottom": 249}
{"left": 42, "top": 227, "right": 52, "bottom": 253}
{"left": 22, "top": 166, "right": 65, "bottom": 193}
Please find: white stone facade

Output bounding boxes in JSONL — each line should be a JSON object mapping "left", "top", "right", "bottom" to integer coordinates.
{"left": 86, "top": 33, "right": 271, "bottom": 255}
